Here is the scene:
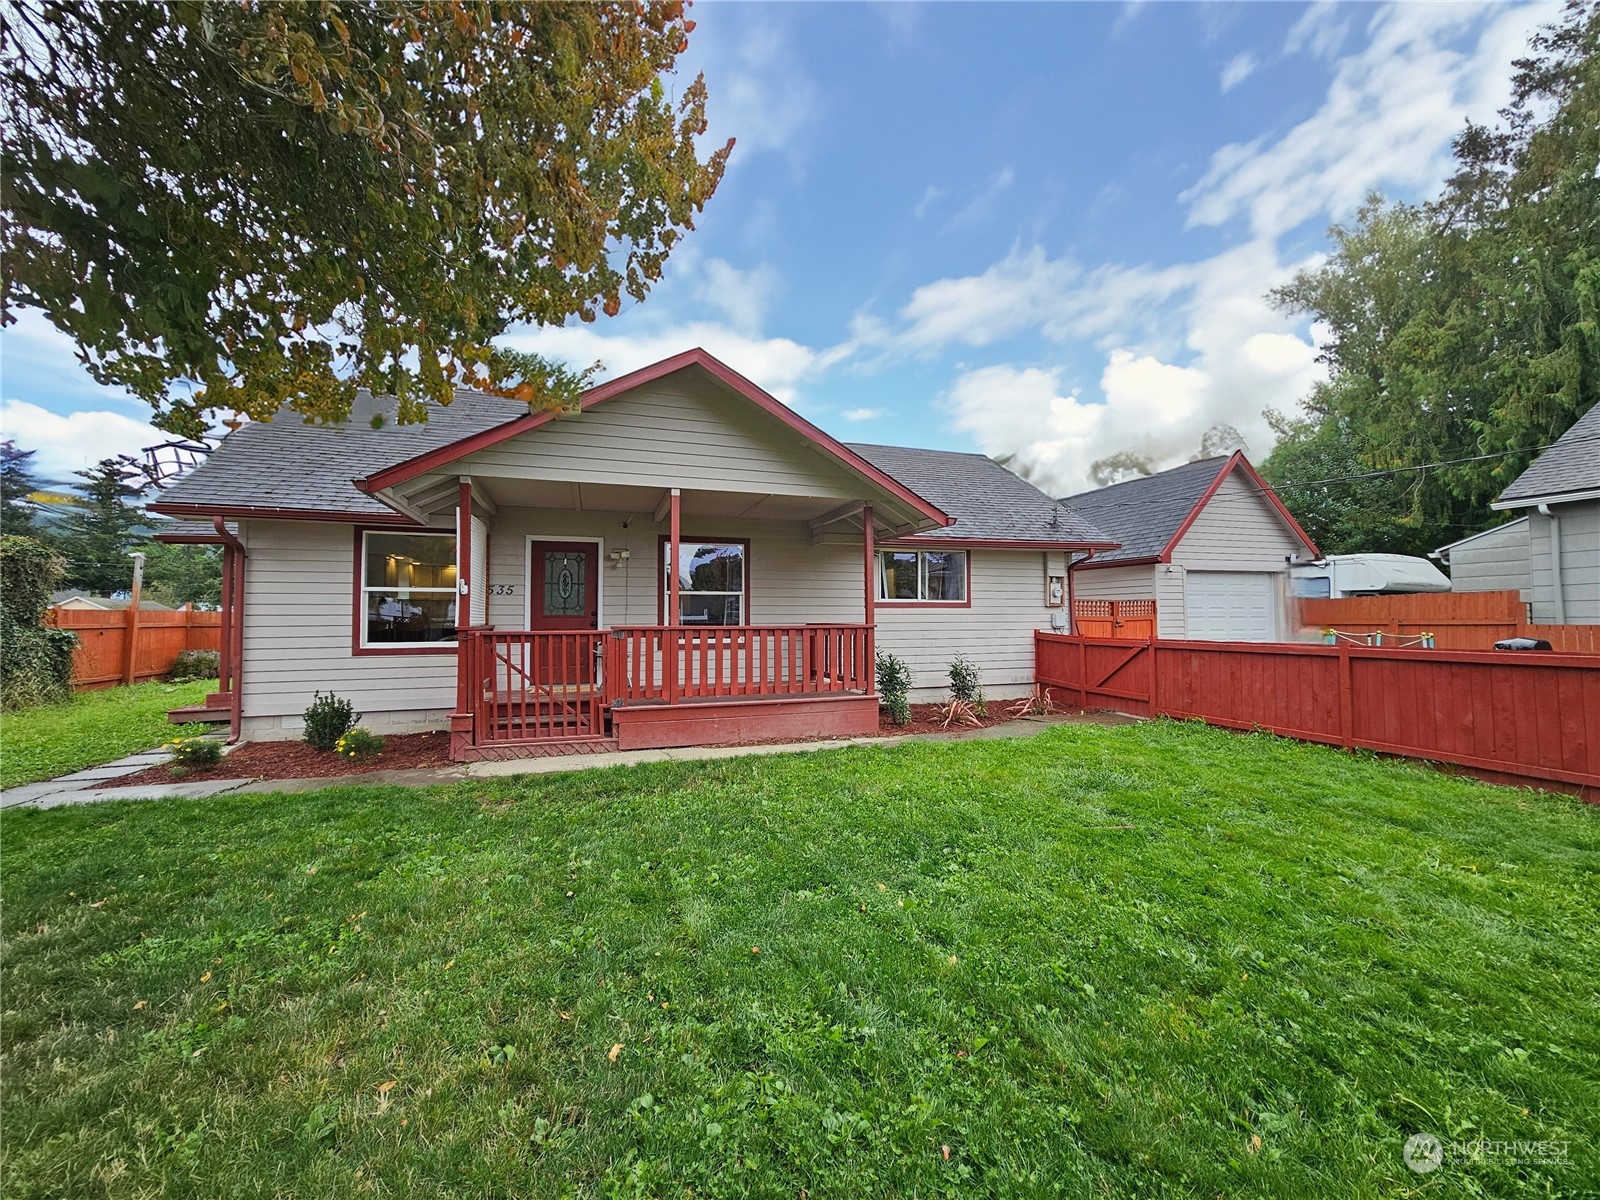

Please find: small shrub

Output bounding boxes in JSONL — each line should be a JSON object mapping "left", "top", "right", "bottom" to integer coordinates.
{"left": 168, "top": 648, "right": 220, "bottom": 683}
{"left": 875, "top": 651, "right": 912, "bottom": 726}
{"left": 1009, "top": 686, "right": 1057, "bottom": 718}
{"left": 947, "top": 654, "right": 986, "bottom": 717}
{"left": 165, "top": 735, "right": 223, "bottom": 775}
{"left": 334, "top": 728, "right": 385, "bottom": 760}
{"left": 939, "top": 697, "right": 983, "bottom": 729}
{"left": 303, "top": 691, "right": 359, "bottom": 751}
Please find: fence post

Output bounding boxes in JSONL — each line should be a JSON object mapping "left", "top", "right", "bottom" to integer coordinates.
{"left": 1148, "top": 637, "right": 1161, "bottom": 717}
{"left": 1077, "top": 634, "right": 1088, "bottom": 709}
{"left": 1337, "top": 643, "right": 1354, "bottom": 749}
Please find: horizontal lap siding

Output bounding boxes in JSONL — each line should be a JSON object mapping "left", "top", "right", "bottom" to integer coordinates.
{"left": 1071, "top": 565, "right": 1156, "bottom": 604}
{"left": 1168, "top": 472, "right": 1310, "bottom": 640}
{"left": 453, "top": 377, "right": 863, "bottom": 499}
{"left": 240, "top": 520, "right": 456, "bottom": 722}
{"left": 484, "top": 509, "right": 860, "bottom": 629}
{"left": 878, "top": 550, "right": 1050, "bottom": 699}
{"left": 1529, "top": 503, "right": 1599, "bottom": 624}
{"left": 1447, "top": 520, "right": 1531, "bottom": 595}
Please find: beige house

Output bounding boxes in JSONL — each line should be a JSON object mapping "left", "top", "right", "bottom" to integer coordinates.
{"left": 152, "top": 349, "right": 1114, "bottom": 758}
{"left": 1058, "top": 454, "right": 1318, "bottom": 641}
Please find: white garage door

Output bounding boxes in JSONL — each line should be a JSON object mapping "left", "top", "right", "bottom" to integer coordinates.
{"left": 1184, "top": 572, "right": 1278, "bottom": 641}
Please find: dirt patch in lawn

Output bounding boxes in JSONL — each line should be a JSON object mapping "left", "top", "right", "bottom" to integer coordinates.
{"left": 111, "top": 732, "right": 454, "bottom": 787}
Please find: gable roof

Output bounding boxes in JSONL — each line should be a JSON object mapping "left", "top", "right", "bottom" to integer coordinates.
{"left": 1494, "top": 403, "right": 1600, "bottom": 508}
{"left": 1058, "top": 452, "right": 1316, "bottom": 565}
{"left": 356, "top": 349, "right": 953, "bottom": 530}
{"left": 847, "top": 443, "right": 1114, "bottom": 547}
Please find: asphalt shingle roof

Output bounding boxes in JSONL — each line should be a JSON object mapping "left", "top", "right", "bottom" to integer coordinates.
{"left": 154, "top": 389, "right": 528, "bottom": 517}
{"left": 1496, "top": 404, "right": 1600, "bottom": 505}
{"left": 1056, "top": 457, "right": 1231, "bottom": 564}
{"left": 847, "top": 443, "right": 1111, "bottom": 545}
{"left": 153, "top": 389, "right": 1112, "bottom": 546}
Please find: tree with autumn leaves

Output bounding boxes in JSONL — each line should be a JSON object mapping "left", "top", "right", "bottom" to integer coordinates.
{"left": 0, "top": 1, "right": 731, "bottom": 436}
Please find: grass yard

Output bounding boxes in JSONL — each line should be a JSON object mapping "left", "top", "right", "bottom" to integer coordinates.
{"left": 0, "top": 680, "right": 216, "bottom": 789}
{"left": 2, "top": 721, "right": 1596, "bottom": 1198}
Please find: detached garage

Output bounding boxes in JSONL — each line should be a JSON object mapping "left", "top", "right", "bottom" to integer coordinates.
{"left": 1059, "top": 452, "right": 1316, "bottom": 642}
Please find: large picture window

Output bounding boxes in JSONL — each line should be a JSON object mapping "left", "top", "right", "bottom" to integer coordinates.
{"left": 360, "top": 530, "right": 458, "bottom": 647}
{"left": 663, "top": 540, "right": 748, "bottom": 625}
{"left": 877, "top": 548, "right": 968, "bottom": 604}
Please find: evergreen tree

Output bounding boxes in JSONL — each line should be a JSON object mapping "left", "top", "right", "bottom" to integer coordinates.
{"left": 57, "top": 457, "right": 146, "bottom": 596}
{"left": 1, "top": 440, "right": 41, "bottom": 532}
{"left": 139, "top": 541, "right": 223, "bottom": 608}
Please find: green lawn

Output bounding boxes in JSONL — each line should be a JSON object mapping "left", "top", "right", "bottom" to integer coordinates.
{"left": 0, "top": 680, "right": 216, "bottom": 788}
{"left": 2, "top": 722, "right": 1596, "bottom": 1198}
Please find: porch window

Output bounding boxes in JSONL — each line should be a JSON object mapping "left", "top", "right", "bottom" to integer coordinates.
{"left": 360, "top": 530, "right": 458, "bottom": 646}
{"left": 877, "top": 548, "right": 968, "bottom": 604}
{"left": 663, "top": 540, "right": 747, "bottom": 625}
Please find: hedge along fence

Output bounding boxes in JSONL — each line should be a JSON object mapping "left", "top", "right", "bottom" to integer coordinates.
{"left": 46, "top": 607, "right": 222, "bottom": 689}
{"left": 1035, "top": 632, "right": 1600, "bottom": 801}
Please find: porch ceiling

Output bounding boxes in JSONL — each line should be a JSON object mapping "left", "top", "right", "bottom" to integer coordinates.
{"left": 411, "top": 476, "right": 892, "bottom": 528}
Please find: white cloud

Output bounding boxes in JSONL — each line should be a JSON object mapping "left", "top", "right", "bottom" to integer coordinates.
{"left": 913, "top": 185, "right": 946, "bottom": 220}
{"left": 864, "top": 2, "right": 1549, "bottom": 493}
{"left": 498, "top": 320, "right": 846, "bottom": 410}
{"left": 842, "top": 407, "right": 886, "bottom": 422}
{"left": 1285, "top": 2, "right": 1351, "bottom": 61}
{"left": 945, "top": 166, "right": 1016, "bottom": 230}
{"left": 696, "top": 259, "right": 780, "bottom": 335}
{"left": 1184, "top": 2, "right": 1552, "bottom": 239}
{"left": 690, "top": 11, "right": 820, "bottom": 167}
{"left": 0, "top": 398, "right": 167, "bottom": 483}
{"left": 1220, "top": 52, "right": 1259, "bottom": 92}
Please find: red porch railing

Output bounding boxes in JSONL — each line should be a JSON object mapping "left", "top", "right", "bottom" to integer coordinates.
{"left": 608, "top": 624, "right": 874, "bottom": 705}
{"left": 461, "top": 629, "right": 608, "bottom": 745}
{"left": 454, "top": 624, "right": 875, "bottom": 749}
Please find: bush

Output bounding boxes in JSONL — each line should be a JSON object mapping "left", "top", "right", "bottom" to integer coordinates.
{"left": 168, "top": 648, "right": 220, "bottom": 683}
{"left": 165, "top": 734, "right": 223, "bottom": 775}
{"left": 948, "top": 654, "right": 986, "bottom": 717}
{"left": 1, "top": 535, "right": 76, "bottom": 710}
{"left": 303, "top": 691, "right": 359, "bottom": 751}
{"left": 334, "top": 727, "right": 385, "bottom": 760}
{"left": 875, "top": 651, "right": 912, "bottom": 726}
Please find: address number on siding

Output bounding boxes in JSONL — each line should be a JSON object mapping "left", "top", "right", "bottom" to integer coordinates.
{"left": 488, "top": 584, "right": 518, "bottom": 597}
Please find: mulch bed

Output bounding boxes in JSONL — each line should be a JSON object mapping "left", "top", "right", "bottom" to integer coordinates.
{"left": 107, "top": 705, "right": 1043, "bottom": 788}
{"left": 881, "top": 701, "right": 1029, "bottom": 737}
{"left": 110, "top": 732, "right": 454, "bottom": 788}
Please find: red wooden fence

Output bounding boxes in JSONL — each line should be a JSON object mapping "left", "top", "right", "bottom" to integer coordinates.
{"left": 1036, "top": 632, "right": 1600, "bottom": 800}
{"left": 1296, "top": 591, "right": 1600, "bottom": 654}
{"left": 46, "top": 608, "right": 222, "bottom": 689}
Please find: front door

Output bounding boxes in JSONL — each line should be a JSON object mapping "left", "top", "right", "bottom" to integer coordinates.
{"left": 529, "top": 542, "right": 600, "bottom": 630}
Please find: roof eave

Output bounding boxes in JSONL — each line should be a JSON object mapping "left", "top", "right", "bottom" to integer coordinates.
{"left": 1492, "top": 486, "right": 1600, "bottom": 510}
{"left": 149, "top": 500, "right": 418, "bottom": 526}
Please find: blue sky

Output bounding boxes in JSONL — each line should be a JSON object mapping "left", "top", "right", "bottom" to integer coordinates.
{"left": 0, "top": 1, "right": 1553, "bottom": 492}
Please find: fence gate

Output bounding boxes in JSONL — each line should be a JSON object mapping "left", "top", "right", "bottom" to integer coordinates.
{"left": 1073, "top": 599, "right": 1156, "bottom": 639}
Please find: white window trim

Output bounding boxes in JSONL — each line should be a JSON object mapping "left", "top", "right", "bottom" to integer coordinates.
{"left": 664, "top": 540, "right": 748, "bottom": 625}
{"left": 876, "top": 548, "right": 969, "bottom": 604}
{"left": 359, "top": 529, "right": 459, "bottom": 649}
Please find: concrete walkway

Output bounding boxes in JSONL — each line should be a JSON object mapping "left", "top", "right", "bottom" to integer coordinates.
{"left": 0, "top": 739, "right": 255, "bottom": 811}
{"left": 3, "top": 712, "right": 1132, "bottom": 809}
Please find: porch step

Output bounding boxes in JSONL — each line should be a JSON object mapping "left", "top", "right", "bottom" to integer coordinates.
{"left": 168, "top": 703, "right": 231, "bottom": 725}
{"left": 456, "top": 737, "right": 621, "bottom": 763}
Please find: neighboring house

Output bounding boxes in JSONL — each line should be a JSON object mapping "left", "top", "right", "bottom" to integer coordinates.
{"left": 1058, "top": 453, "right": 1318, "bottom": 641}
{"left": 1430, "top": 517, "right": 1532, "bottom": 597}
{"left": 1490, "top": 403, "right": 1600, "bottom": 624}
{"left": 150, "top": 349, "right": 1113, "bottom": 757}
{"left": 49, "top": 592, "right": 175, "bottom": 612}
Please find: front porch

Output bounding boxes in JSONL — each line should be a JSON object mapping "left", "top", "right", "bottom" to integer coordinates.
{"left": 449, "top": 623, "right": 877, "bottom": 760}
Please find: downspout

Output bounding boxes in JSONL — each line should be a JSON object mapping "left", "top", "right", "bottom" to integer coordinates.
{"left": 213, "top": 516, "right": 247, "bottom": 743}
{"left": 1537, "top": 504, "right": 1566, "bottom": 624}
{"left": 1066, "top": 549, "right": 1095, "bottom": 632}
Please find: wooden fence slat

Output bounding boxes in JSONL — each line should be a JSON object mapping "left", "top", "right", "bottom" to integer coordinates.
{"left": 1036, "top": 632, "right": 1599, "bottom": 799}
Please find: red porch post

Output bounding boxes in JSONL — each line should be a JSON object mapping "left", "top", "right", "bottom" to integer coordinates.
{"left": 667, "top": 488, "right": 681, "bottom": 704}
{"left": 862, "top": 504, "right": 876, "bottom": 691}
{"left": 450, "top": 480, "right": 476, "bottom": 758}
